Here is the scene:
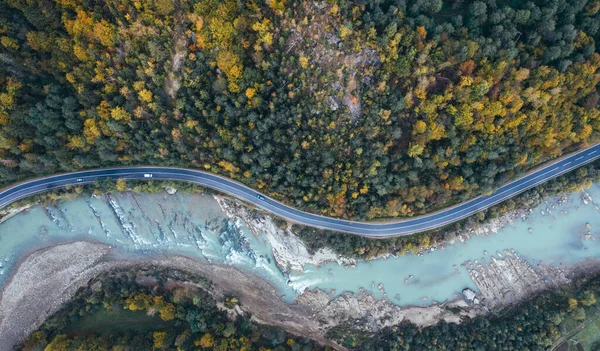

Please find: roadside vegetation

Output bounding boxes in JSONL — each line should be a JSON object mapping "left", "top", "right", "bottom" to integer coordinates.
{"left": 1, "top": 0, "right": 599, "bottom": 221}
{"left": 16, "top": 268, "right": 328, "bottom": 351}
{"left": 555, "top": 313, "right": 600, "bottom": 351}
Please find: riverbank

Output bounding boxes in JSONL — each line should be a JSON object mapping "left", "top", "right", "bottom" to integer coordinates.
{"left": 217, "top": 192, "right": 600, "bottom": 322}
{"left": 4, "top": 236, "right": 600, "bottom": 350}
{"left": 2, "top": 240, "right": 477, "bottom": 350}
{"left": 0, "top": 240, "right": 482, "bottom": 350}
{"left": 0, "top": 241, "right": 342, "bottom": 350}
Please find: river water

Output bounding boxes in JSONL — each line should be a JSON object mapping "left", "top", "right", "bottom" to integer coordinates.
{"left": 1, "top": 184, "right": 600, "bottom": 307}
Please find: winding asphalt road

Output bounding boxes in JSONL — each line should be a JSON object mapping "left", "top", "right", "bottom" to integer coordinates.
{"left": 2, "top": 144, "right": 600, "bottom": 237}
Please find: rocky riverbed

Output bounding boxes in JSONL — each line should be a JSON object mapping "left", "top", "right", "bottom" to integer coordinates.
{"left": 464, "top": 251, "right": 600, "bottom": 309}
{"left": 214, "top": 196, "right": 355, "bottom": 273}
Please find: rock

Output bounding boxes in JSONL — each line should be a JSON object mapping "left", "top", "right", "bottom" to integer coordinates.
{"left": 462, "top": 288, "right": 477, "bottom": 302}
{"left": 164, "top": 186, "right": 177, "bottom": 195}
{"left": 328, "top": 96, "right": 339, "bottom": 111}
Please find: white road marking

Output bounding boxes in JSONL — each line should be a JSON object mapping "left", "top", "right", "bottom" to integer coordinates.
{"left": 576, "top": 156, "right": 584, "bottom": 161}
{"left": 590, "top": 151, "right": 597, "bottom": 155}
{"left": 564, "top": 162, "right": 572, "bottom": 166}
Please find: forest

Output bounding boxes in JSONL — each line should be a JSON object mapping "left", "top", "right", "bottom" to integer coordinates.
{"left": 1, "top": 0, "right": 600, "bottom": 220}
{"left": 17, "top": 268, "right": 327, "bottom": 351}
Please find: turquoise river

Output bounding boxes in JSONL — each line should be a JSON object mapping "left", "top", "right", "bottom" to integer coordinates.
{"left": 1, "top": 182, "right": 600, "bottom": 307}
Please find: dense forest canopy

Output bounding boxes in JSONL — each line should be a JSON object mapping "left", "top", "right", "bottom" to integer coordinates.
{"left": 1, "top": 0, "right": 600, "bottom": 219}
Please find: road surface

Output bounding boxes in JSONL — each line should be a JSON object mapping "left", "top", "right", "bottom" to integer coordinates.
{"left": 1, "top": 145, "right": 600, "bottom": 236}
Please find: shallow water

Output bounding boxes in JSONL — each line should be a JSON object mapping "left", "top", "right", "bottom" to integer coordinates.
{"left": 0, "top": 192, "right": 297, "bottom": 300}
{"left": 1, "top": 184, "right": 600, "bottom": 307}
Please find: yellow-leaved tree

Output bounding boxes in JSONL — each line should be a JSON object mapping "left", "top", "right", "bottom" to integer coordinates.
{"left": 194, "top": 333, "right": 214, "bottom": 348}
{"left": 153, "top": 331, "right": 166, "bottom": 350}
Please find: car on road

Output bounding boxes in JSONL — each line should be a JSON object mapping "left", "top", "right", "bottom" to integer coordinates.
{"left": 144, "top": 174, "right": 153, "bottom": 178}
{"left": 257, "top": 194, "right": 266, "bottom": 200}
{"left": 76, "top": 178, "right": 84, "bottom": 182}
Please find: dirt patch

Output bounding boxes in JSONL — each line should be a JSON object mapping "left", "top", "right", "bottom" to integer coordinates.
{"left": 165, "top": 11, "right": 188, "bottom": 100}
{"left": 282, "top": 1, "right": 378, "bottom": 120}
{"left": 555, "top": 342, "right": 569, "bottom": 351}
{"left": 165, "top": 35, "right": 187, "bottom": 99}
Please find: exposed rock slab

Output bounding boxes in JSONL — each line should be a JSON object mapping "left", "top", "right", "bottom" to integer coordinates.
{"left": 465, "top": 250, "right": 599, "bottom": 309}
{"left": 214, "top": 196, "right": 353, "bottom": 274}
{"left": 0, "top": 204, "right": 33, "bottom": 225}
{"left": 297, "top": 288, "right": 482, "bottom": 331}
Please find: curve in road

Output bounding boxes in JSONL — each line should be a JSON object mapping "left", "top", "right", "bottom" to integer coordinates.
{"left": 1, "top": 144, "right": 600, "bottom": 237}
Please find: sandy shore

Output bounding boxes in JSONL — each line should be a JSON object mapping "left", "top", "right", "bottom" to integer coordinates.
{"left": 0, "top": 242, "right": 113, "bottom": 350}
